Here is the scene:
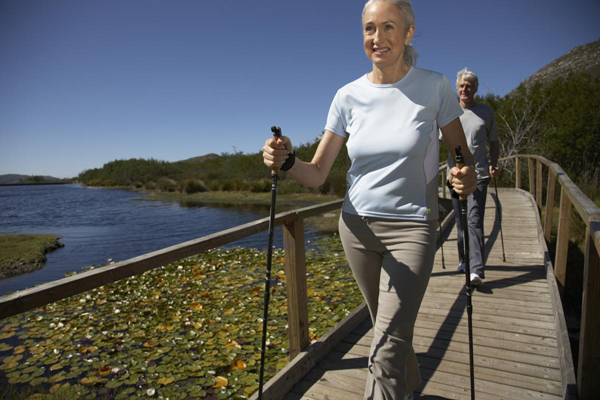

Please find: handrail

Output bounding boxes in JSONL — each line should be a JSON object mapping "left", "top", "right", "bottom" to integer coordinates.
{"left": 512, "top": 154, "right": 600, "bottom": 400}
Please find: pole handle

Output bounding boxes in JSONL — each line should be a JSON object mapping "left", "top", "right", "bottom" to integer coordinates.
{"left": 270, "top": 126, "right": 282, "bottom": 175}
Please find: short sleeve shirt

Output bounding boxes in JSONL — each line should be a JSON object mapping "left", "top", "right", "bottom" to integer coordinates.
{"left": 325, "top": 67, "right": 463, "bottom": 221}
{"left": 445, "top": 103, "right": 498, "bottom": 179}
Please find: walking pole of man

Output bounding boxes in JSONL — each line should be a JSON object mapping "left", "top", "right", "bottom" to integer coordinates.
{"left": 258, "top": 126, "right": 282, "bottom": 399}
{"left": 454, "top": 145, "right": 476, "bottom": 399}
{"left": 493, "top": 177, "right": 506, "bottom": 262}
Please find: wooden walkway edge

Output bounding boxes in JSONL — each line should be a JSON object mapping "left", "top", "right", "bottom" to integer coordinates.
{"left": 256, "top": 188, "right": 577, "bottom": 400}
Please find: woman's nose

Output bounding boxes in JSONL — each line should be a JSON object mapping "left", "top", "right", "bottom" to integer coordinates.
{"left": 373, "top": 29, "right": 382, "bottom": 44}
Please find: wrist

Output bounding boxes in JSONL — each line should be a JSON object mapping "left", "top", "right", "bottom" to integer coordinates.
{"left": 280, "top": 151, "right": 296, "bottom": 172}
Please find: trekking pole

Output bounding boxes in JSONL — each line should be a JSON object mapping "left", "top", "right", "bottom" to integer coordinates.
{"left": 493, "top": 178, "right": 506, "bottom": 262}
{"left": 439, "top": 220, "right": 446, "bottom": 269}
{"left": 258, "top": 126, "right": 282, "bottom": 399}
{"left": 453, "top": 146, "right": 475, "bottom": 400}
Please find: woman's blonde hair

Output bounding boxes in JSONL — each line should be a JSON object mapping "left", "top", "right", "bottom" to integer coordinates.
{"left": 362, "top": 0, "right": 418, "bottom": 66}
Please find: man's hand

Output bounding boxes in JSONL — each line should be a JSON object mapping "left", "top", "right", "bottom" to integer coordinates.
{"left": 489, "top": 165, "right": 501, "bottom": 179}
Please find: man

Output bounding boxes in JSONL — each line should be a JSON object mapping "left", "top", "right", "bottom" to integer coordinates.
{"left": 446, "top": 68, "right": 500, "bottom": 287}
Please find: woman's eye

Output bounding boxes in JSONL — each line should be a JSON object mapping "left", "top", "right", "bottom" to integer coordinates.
{"left": 385, "top": 25, "right": 394, "bottom": 31}
{"left": 365, "top": 26, "right": 375, "bottom": 33}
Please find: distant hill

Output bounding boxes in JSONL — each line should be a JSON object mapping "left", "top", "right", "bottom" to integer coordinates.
{"left": 0, "top": 174, "right": 65, "bottom": 184}
{"left": 514, "top": 39, "right": 600, "bottom": 94}
{"left": 181, "top": 153, "right": 220, "bottom": 163}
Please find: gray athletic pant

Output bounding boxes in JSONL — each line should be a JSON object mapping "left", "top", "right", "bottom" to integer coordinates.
{"left": 338, "top": 212, "right": 437, "bottom": 399}
{"left": 452, "top": 178, "right": 490, "bottom": 278}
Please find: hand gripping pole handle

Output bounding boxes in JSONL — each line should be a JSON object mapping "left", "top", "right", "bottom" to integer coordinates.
{"left": 454, "top": 146, "right": 468, "bottom": 200}
{"left": 270, "top": 126, "right": 282, "bottom": 175}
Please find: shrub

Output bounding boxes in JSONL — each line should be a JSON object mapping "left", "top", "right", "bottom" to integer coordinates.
{"left": 278, "top": 179, "right": 307, "bottom": 195}
{"left": 183, "top": 179, "right": 208, "bottom": 194}
{"left": 208, "top": 181, "right": 221, "bottom": 191}
{"left": 145, "top": 181, "right": 156, "bottom": 190}
{"left": 220, "top": 179, "right": 234, "bottom": 191}
{"left": 157, "top": 178, "right": 177, "bottom": 192}
{"left": 250, "top": 179, "right": 271, "bottom": 193}
{"left": 132, "top": 181, "right": 144, "bottom": 189}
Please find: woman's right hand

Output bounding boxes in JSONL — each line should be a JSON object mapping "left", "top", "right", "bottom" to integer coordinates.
{"left": 262, "top": 135, "right": 293, "bottom": 171}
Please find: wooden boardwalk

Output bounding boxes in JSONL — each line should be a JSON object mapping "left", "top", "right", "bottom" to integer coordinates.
{"left": 283, "top": 189, "right": 566, "bottom": 400}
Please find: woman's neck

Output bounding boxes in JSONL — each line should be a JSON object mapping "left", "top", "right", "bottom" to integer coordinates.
{"left": 368, "top": 62, "right": 411, "bottom": 84}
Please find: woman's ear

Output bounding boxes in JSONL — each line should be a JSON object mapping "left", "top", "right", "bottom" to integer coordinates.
{"left": 405, "top": 25, "right": 415, "bottom": 46}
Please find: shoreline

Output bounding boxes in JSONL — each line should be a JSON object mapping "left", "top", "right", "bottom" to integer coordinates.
{"left": 0, "top": 234, "right": 64, "bottom": 280}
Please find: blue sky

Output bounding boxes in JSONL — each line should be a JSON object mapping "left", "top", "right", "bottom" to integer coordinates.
{"left": 1, "top": 0, "right": 598, "bottom": 179}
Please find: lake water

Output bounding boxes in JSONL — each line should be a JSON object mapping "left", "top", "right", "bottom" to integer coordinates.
{"left": 0, "top": 184, "right": 322, "bottom": 295}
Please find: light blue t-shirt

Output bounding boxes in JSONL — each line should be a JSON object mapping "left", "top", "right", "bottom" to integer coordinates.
{"left": 325, "top": 67, "right": 463, "bottom": 221}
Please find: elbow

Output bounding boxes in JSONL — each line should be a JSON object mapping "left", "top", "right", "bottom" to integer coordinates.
{"left": 307, "top": 177, "right": 327, "bottom": 190}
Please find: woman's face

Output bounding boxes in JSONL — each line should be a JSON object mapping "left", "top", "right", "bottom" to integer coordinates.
{"left": 362, "top": 1, "right": 414, "bottom": 71}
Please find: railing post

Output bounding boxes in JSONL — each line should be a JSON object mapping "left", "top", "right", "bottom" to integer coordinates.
{"left": 515, "top": 157, "right": 521, "bottom": 189}
{"left": 536, "top": 159, "right": 543, "bottom": 211}
{"left": 578, "top": 220, "right": 600, "bottom": 399}
{"left": 544, "top": 169, "right": 557, "bottom": 242}
{"left": 442, "top": 170, "right": 447, "bottom": 199}
{"left": 283, "top": 219, "right": 309, "bottom": 360}
{"left": 555, "top": 186, "right": 571, "bottom": 296}
{"left": 528, "top": 158, "right": 535, "bottom": 198}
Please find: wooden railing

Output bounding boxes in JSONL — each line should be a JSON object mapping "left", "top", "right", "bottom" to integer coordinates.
{"left": 511, "top": 155, "right": 600, "bottom": 400}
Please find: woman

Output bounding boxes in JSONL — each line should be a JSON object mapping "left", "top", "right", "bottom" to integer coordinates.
{"left": 263, "top": 0, "right": 476, "bottom": 398}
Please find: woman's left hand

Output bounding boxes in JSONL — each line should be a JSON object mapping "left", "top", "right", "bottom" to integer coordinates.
{"left": 449, "top": 165, "right": 477, "bottom": 197}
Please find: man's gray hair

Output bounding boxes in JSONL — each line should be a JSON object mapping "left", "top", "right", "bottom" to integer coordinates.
{"left": 362, "top": 0, "right": 418, "bottom": 66}
{"left": 457, "top": 68, "right": 479, "bottom": 91}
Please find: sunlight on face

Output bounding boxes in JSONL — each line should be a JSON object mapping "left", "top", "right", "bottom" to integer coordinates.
{"left": 362, "top": 1, "right": 414, "bottom": 71}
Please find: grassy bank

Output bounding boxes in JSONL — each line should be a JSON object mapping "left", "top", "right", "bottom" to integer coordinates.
{"left": 137, "top": 190, "right": 340, "bottom": 208}
{"left": 139, "top": 190, "right": 343, "bottom": 235}
{"left": 0, "top": 235, "right": 64, "bottom": 279}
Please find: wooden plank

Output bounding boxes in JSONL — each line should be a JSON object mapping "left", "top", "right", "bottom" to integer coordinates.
{"left": 416, "top": 355, "right": 562, "bottom": 395}
{"left": 419, "top": 298, "right": 554, "bottom": 320}
{"left": 555, "top": 186, "right": 572, "bottom": 296}
{"left": 303, "top": 368, "right": 366, "bottom": 395}
{"left": 515, "top": 156, "right": 521, "bottom": 189}
{"left": 528, "top": 157, "right": 535, "bottom": 198}
{"left": 544, "top": 168, "right": 557, "bottom": 242}
{"left": 536, "top": 159, "right": 543, "bottom": 210}
{"left": 413, "top": 319, "right": 558, "bottom": 347}
{"left": 290, "top": 379, "right": 364, "bottom": 400}
{"left": 337, "top": 338, "right": 561, "bottom": 372}
{"left": 413, "top": 313, "right": 556, "bottom": 339}
{"left": 313, "top": 359, "right": 368, "bottom": 380}
{"left": 348, "top": 326, "right": 558, "bottom": 359}
{"left": 421, "top": 287, "right": 552, "bottom": 303}
{"left": 419, "top": 379, "right": 497, "bottom": 400}
{"left": 284, "top": 219, "right": 310, "bottom": 359}
{"left": 578, "top": 221, "right": 600, "bottom": 399}
{"left": 420, "top": 367, "right": 563, "bottom": 400}
{"left": 337, "top": 342, "right": 562, "bottom": 382}
{"left": 422, "top": 291, "right": 554, "bottom": 311}
{"left": 0, "top": 199, "right": 344, "bottom": 319}
{"left": 249, "top": 303, "right": 369, "bottom": 400}
{"left": 427, "top": 275, "right": 550, "bottom": 290}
